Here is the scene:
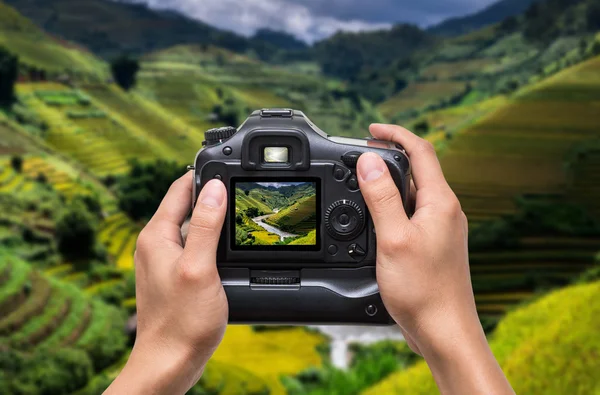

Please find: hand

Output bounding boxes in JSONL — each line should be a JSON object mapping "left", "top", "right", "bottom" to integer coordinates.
{"left": 105, "top": 173, "right": 228, "bottom": 395}
{"left": 357, "top": 124, "right": 514, "bottom": 395}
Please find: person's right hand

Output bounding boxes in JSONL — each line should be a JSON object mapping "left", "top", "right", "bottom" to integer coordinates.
{"left": 357, "top": 124, "right": 514, "bottom": 395}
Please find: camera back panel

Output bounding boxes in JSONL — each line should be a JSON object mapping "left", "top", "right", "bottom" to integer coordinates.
{"left": 192, "top": 109, "right": 411, "bottom": 324}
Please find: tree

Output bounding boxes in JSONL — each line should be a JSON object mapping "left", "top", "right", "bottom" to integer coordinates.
{"left": 0, "top": 46, "right": 18, "bottom": 107}
{"left": 110, "top": 56, "right": 140, "bottom": 91}
{"left": 56, "top": 200, "right": 98, "bottom": 262}
{"left": 499, "top": 16, "right": 519, "bottom": 33}
{"left": 10, "top": 155, "right": 23, "bottom": 173}
{"left": 588, "top": 2, "right": 600, "bottom": 30}
{"left": 245, "top": 207, "right": 259, "bottom": 218}
{"left": 413, "top": 120, "right": 430, "bottom": 136}
{"left": 117, "top": 160, "right": 183, "bottom": 221}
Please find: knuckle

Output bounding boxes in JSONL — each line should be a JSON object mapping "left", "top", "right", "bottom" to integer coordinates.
{"left": 415, "top": 139, "right": 435, "bottom": 155}
{"left": 378, "top": 232, "right": 409, "bottom": 255}
{"left": 439, "top": 197, "right": 462, "bottom": 217}
{"left": 177, "top": 260, "right": 211, "bottom": 283}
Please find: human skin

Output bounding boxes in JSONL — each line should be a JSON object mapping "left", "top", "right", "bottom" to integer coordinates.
{"left": 356, "top": 124, "right": 514, "bottom": 395}
{"left": 105, "top": 125, "right": 514, "bottom": 395}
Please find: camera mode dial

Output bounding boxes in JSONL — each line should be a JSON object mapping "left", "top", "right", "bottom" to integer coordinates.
{"left": 325, "top": 200, "right": 365, "bottom": 240}
{"left": 204, "top": 126, "right": 237, "bottom": 146}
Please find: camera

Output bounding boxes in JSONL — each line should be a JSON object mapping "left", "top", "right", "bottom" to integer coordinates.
{"left": 191, "top": 109, "right": 411, "bottom": 324}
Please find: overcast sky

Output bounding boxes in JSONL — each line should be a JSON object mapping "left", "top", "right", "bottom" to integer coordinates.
{"left": 122, "top": 0, "right": 499, "bottom": 43}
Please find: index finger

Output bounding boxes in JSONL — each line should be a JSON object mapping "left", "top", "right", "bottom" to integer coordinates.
{"left": 369, "top": 124, "right": 454, "bottom": 209}
{"left": 144, "top": 171, "right": 193, "bottom": 248}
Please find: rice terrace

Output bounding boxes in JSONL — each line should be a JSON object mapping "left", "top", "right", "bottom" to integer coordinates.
{"left": 1, "top": 0, "right": 600, "bottom": 394}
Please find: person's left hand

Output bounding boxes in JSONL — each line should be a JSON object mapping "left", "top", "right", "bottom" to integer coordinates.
{"left": 105, "top": 172, "right": 229, "bottom": 395}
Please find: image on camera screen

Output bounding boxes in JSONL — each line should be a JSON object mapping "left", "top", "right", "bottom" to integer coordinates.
{"left": 234, "top": 181, "right": 317, "bottom": 246}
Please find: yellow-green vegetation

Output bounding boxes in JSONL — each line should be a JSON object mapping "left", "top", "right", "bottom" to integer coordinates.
{"left": 98, "top": 213, "right": 140, "bottom": 270}
{"left": 379, "top": 81, "right": 468, "bottom": 119}
{"left": 289, "top": 230, "right": 317, "bottom": 246}
{"left": 138, "top": 43, "right": 384, "bottom": 138}
{"left": 0, "top": 251, "right": 127, "bottom": 372}
{"left": 251, "top": 230, "right": 282, "bottom": 245}
{"left": 200, "top": 360, "right": 270, "bottom": 395}
{"left": 211, "top": 326, "right": 325, "bottom": 395}
{"left": 363, "top": 280, "right": 600, "bottom": 395}
{"left": 0, "top": 2, "right": 107, "bottom": 76}
{"left": 265, "top": 195, "right": 318, "bottom": 234}
{"left": 235, "top": 188, "right": 274, "bottom": 214}
{"left": 442, "top": 55, "right": 600, "bottom": 225}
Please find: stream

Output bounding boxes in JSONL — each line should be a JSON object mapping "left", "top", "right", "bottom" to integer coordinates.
{"left": 310, "top": 325, "right": 405, "bottom": 369}
{"left": 252, "top": 213, "right": 299, "bottom": 241}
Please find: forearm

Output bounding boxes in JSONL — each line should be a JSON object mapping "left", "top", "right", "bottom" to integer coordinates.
{"left": 416, "top": 310, "right": 515, "bottom": 395}
{"left": 104, "top": 343, "right": 205, "bottom": 395}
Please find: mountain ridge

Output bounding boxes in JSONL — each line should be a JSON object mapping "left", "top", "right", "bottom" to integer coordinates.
{"left": 428, "top": 0, "right": 540, "bottom": 36}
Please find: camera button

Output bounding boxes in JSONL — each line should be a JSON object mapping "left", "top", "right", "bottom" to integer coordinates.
{"left": 348, "top": 243, "right": 366, "bottom": 258}
{"left": 213, "top": 174, "right": 222, "bottom": 180}
{"left": 223, "top": 146, "right": 233, "bottom": 156}
{"left": 327, "top": 244, "right": 338, "bottom": 256}
{"left": 347, "top": 175, "right": 359, "bottom": 191}
{"left": 365, "top": 304, "right": 378, "bottom": 316}
{"left": 333, "top": 166, "right": 348, "bottom": 181}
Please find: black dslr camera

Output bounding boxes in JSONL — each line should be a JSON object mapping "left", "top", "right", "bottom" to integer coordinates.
{"left": 192, "top": 109, "right": 411, "bottom": 325}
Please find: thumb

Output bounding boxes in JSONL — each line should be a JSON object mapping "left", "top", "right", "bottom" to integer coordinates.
{"left": 357, "top": 153, "right": 409, "bottom": 236}
{"left": 183, "top": 179, "right": 227, "bottom": 262}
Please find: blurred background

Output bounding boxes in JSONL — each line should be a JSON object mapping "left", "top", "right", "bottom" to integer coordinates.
{"left": 0, "top": 0, "right": 599, "bottom": 394}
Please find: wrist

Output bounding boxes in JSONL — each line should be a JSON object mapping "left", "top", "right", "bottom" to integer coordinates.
{"left": 106, "top": 340, "right": 206, "bottom": 395}
{"left": 412, "top": 308, "right": 512, "bottom": 394}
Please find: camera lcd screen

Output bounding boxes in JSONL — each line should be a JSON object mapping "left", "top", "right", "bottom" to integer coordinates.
{"left": 232, "top": 179, "right": 319, "bottom": 249}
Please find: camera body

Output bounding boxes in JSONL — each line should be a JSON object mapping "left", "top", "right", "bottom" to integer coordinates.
{"left": 192, "top": 109, "right": 411, "bottom": 324}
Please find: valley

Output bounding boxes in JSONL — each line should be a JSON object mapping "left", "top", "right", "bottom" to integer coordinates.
{"left": 0, "top": 0, "right": 599, "bottom": 393}
{"left": 235, "top": 182, "right": 317, "bottom": 246}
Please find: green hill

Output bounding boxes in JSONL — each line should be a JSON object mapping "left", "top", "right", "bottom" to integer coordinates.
{"left": 0, "top": 251, "right": 128, "bottom": 393}
{"left": 265, "top": 195, "right": 318, "bottom": 234}
{"left": 426, "top": 54, "right": 600, "bottom": 320}
{"left": 2, "top": 0, "right": 277, "bottom": 60}
{"left": 0, "top": 2, "right": 107, "bottom": 76}
{"left": 363, "top": 279, "right": 600, "bottom": 395}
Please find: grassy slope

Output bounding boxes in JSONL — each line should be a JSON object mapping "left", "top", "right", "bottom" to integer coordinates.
{"left": 265, "top": 195, "right": 317, "bottom": 234}
{"left": 380, "top": 21, "right": 599, "bottom": 123}
{"left": 0, "top": 1, "right": 107, "bottom": 76}
{"left": 363, "top": 280, "right": 600, "bottom": 395}
{"left": 138, "top": 44, "right": 385, "bottom": 138}
{"left": 427, "top": 55, "right": 600, "bottom": 316}
{"left": 211, "top": 326, "right": 325, "bottom": 395}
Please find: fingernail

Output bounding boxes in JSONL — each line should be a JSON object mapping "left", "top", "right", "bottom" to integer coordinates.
{"left": 358, "top": 153, "right": 385, "bottom": 182}
{"left": 200, "top": 179, "right": 225, "bottom": 208}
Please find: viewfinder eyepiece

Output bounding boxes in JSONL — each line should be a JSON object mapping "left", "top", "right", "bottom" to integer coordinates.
{"left": 264, "top": 147, "right": 289, "bottom": 163}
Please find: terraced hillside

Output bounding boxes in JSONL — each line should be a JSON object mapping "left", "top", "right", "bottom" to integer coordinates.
{"left": 265, "top": 195, "right": 318, "bottom": 234}
{"left": 364, "top": 279, "right": 600, "bottom": 395}
{"left": 435, "top": 55, "right": 600, "bottom": 319}
{"left": 0, "top": 1, "right": 106, "bottom": 77}
{"left": 0, "top": 251, "right": 128, "bottom": 392}
{"left": 137, "top": 44, "right": 384, "bottom": 138}
{"left": 380, "top": 25, "right": 600, "bottom": 123}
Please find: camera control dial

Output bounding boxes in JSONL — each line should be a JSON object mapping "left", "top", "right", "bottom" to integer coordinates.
{"left": 203, "top": 126, "right": 237, "bottom": 146}
{"left": 325, "top": 200, "right": 365, "bottom": 240}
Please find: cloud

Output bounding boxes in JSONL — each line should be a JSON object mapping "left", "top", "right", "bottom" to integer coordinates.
{"left": 118, "top": 0, "right": 497, "bottom": 42}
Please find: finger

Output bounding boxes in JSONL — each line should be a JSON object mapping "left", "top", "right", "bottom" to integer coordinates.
{"left": 370, "top": 124, "right": 453, "bottom": 210}
{"left": 357, "top": 153, "right": 409, "bottom": 235}
{"left": 409, "top": 179, "right": 417, "bottom": 215}
{"left": 137, "top": 171, "right": 191, "bottom": 257}
{"left": 182, "top": 179, "right": 227, "bottom": 263}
